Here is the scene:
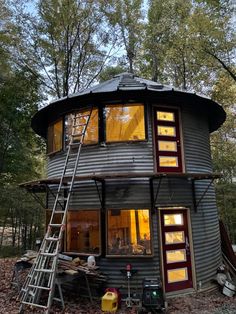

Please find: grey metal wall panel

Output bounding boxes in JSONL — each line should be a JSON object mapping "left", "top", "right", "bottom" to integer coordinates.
{"left": 46, "top": 102, "right": 221, "bottom": 294}
{"left": 182, "top": 106, "right": 213, "bottom": 173}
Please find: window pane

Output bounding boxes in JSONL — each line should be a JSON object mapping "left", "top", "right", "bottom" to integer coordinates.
{"left": 157, "top": 126, "right": 176, "bottom": 137}
{"left": 54, "top": 120, "right": 63, "bottom": 151}
{"left": 165, "top": 231, "right": 185, "bottom": 244}
{"left": 158, "top": 141, "right": 177, "bottom": 152}
{"left": 164, "top": 214, "right": 183, "bottom": 226}
{"left": 66, "top": 210, "right": 100, "bottom": 254}
{"left": 159, "top": 156, "right": 178, "bottom": 167}
{"left": 47, "top": 119, "right": 63, "bottom": 154}
{"left": 65, "top": 108, "right": 98, "bottom": 146}
{"left": 167, "top": 268, "right": 188, "bottom": 283}
{"left": 166, "top": 250, "right": 186, "bottom": 263}
{"left": 107, "top": 209, "right": 151, "bottom": 256}
{"left": 106, "top": 104, "right": 145, "bottom": 142}
{"left": 157, "top": 111, "right": 175, "bottom": 122}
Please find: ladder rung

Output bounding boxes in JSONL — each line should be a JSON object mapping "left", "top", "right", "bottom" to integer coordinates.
{"left": 74, "top": 114, "right": 90, "bottom": 119}
{"left": 57, "top": 197, "right": 68, "bottom": 201}
{"left": 40, "top": 252, "right": 57, "bottom": 257}
{"left": 45, "top": 237, "right": 60, "bottom": 241}
{"left": 53, "top": 297, "right": 63, "bottom": 303}
{"left": 70, "top": 142, "right": 83, "bottom": 146}
{"left": 21, "top": 301, "right": 48, "bottom": 309}
{"left": 28, "top": 284, "right": 51, "bottom": 291}
{"left": 34, "top": 268, "right": 54, "bottom": 273}
{"left": 49, "top": 223, "right": 63, "bottom": 227}
{"left": 71, "top": 133, "right": 84, "bottom": 137}
{"left": 74, "top": 123, "right": 87, "bottom": 127}
{"left": 54, "top": 210, "right": 65, "bottom": 214}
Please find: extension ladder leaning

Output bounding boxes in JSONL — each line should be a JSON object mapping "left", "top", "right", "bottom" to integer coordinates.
{"left": 19, "top": 107, "right": 93, "bottom": 313}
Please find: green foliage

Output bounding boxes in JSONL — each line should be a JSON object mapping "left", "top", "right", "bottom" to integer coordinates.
{"left": 210, "top": 74, "right": 236, "bottom": 242}
{"left": 0, "top": 0, "right": 235, "bottom": 247}
{"left": 11, "top": 0, "right": 113, "bottom": 98}
{"left": 103, "top": 0, "right": 144, "bottom": 73}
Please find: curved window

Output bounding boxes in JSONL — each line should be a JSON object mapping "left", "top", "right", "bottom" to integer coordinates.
{"left": 47, "top": 118, "right": 63, "bottom": 154}
{"left": 105, "top": 104, "right": 146, "bottom": 142}
{"left": 65, "top": 108, "right": 98, "bottom": 146}
{"left": 107, "top": 209, "right": 152, "bottom": 256}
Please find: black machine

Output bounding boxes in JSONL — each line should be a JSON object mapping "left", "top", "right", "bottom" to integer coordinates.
{"left": 140, "top": 278, "right": 166, "bottom": 313}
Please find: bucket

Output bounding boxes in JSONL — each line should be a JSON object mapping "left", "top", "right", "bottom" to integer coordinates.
{"left": 101, "top": 291, "right": 118, "bottom": 312}
{"left": 87, "top": 255, "right": 96, "bottom": 268}
{"left": 222, "top": 280, "right": 236, "bottom": 297}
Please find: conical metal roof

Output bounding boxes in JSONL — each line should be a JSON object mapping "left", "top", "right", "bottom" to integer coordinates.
{"left": 32, "top": 72, "right": 226, "bottom": 137}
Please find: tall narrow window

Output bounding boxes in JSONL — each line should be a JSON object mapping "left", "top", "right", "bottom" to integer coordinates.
{"left": 47, "top": 118, "right": 63, "bottom": 154}
{"left": 154, "top": 107, "right": 183, "bottom": 172}
{"left": 65, "top": 108, "right": 98, "bottom": 146}
{"left": 105, "top": 104, "right": 146, "bottom": 142}
{"left": 107, "top": 209, "right": 152, "bottom": 256}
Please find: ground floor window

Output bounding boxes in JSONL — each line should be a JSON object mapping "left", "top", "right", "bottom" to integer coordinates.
{"left": 66, "top": 210, "right": 100, "bottom": 254}
{"left": 107, "top": 209, "right": 152, "bottom": 256}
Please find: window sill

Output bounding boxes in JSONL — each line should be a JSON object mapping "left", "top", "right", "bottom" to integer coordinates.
{"left": 62, "top": 252, "right": 101, "bottom": 257}
{"left": 47, "top": 149, "right": 63, "bottom": 157}
{"left": 106, "top": 254, "right": 153, "bottom": 258}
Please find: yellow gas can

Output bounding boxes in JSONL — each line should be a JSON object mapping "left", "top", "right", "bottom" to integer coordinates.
{"left": 101, "top": 291, "right": 118, "bottom": 312}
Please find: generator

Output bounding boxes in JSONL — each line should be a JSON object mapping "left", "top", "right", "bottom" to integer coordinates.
{"left": 141, "top": 278, "right": 165, "bottom": 313}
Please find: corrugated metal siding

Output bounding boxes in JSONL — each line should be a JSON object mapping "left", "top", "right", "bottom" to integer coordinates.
{"left": 46, "top": 102, "right": 221, "bottom": 293}
{"left": 182, "top": 105, "right": 221, "bottom": 289}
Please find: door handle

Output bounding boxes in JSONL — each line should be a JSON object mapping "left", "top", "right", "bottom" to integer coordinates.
{"left": 185, "top": 236, "right": 190, "bottom": 255}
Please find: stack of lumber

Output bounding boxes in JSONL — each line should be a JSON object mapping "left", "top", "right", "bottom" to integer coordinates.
{"left": 58, "top": 257, "right": 107, "bottom": 281}
{"left": 19, "top": 251, "right": 107, "bottom": 281}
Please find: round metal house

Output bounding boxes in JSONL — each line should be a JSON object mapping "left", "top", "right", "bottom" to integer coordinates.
{"left": 26, "top": 72, "right": 226, "bottom": 297}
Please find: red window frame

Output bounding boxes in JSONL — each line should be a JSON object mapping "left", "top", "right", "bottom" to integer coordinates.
{"left": 154, "top": 107, "right": 183, "bottom": 172}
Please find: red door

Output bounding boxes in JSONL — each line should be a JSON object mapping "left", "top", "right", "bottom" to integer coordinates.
{"left": 160, "top": 208, "right": 193, "bottom": 292}
{"left": 154, "top": 107, "right": 182, "bottom": 172}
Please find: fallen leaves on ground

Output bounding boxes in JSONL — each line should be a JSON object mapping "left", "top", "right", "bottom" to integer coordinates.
{"left": 1, "top": 258, "right": 236, "bottom": 314}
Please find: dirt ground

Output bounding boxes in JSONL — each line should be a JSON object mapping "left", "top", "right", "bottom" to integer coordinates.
{"left": 1, "top": 258, "right": 236, "bottom": 314}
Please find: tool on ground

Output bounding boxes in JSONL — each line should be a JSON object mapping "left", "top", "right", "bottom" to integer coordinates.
{"left": 120, "top": 263, "right": 139, "bottom": 308}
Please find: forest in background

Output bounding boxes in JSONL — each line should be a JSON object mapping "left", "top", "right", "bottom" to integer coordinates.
{"left": 0, "top": 0, "right": 235, "bottom": 256}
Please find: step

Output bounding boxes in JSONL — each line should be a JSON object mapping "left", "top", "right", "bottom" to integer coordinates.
{"left": 39, "top": 252, "right": 57, "bottom": 257}
{"left": 71, "top": 133, "right": 84, "bottom": 137}
{"left": 21, "top": 301, "right": 48, "bottom": 309}
{"left": 34, "top": 268, "right": 54, "bottom": 273}
{"left": 74, "top": 114, "right": 90, "bottom": 119}
{"left": 68, "top": 153, "right": 79, "bottom": 157}
{"left": 57, "top": 197, "right": 68, "bottom": 201}
{"left": 54, "top": 210, "right": 65, "bottom": 214}
{"left": 69, "top": 141, "right": 83, "bottom": 146}
{"left": 28, "top": 284, "right": 51, "bottom": 291}
{"left": 74, "top": 123, "right": 87, "bottom": 127}
{"left": 45, "top": 237, "right": 60, "bottom": 242}
{"left": 49, "top": 224, "right": 63, "bottom": 228}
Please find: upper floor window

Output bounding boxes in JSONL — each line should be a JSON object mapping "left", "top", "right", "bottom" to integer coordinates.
{"left": 47, "top": 118, "right": 63, "bottom": 154}
{"left": 107, "top": 208, "right": 152, "bottom": 256}
{"left": 154, "top": 107, "right": 183, "bottom": 172}
{"left": 65, "top": 108, "right": 98, "bottom": 146}
{"left": 105, "top": 104, "right": 146, "bottom": 142}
